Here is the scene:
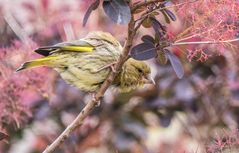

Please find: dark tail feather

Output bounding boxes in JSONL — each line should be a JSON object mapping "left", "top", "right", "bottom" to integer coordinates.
{"left": 35, "top": 46, "right": 60, "bottom": 56}
{"left": 16, "top": 63, "right": 27, "bottom": 72}
{"left": 16, "top": 61, "right": 32, "bottom": 72}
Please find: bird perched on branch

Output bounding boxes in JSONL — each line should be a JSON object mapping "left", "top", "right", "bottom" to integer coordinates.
{"left": 16, "top": 31, "right": 153, "bottom": 92}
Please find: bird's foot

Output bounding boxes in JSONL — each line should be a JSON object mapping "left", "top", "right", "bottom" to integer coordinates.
{"left": 110, "top": 64, "right": 117, "bottom": 73}
{"left": 92, "top": 93, "right": 101, "bottom": 107}
{"left": 94, "top": 62, "right": 118, "bottom": 73}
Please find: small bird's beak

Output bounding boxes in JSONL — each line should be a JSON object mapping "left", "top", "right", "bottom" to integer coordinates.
{"left": 142, "top": 75, "right": 155, "bottom": 85}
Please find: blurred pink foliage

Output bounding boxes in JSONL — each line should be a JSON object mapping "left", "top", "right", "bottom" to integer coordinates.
{"left": 0, "top": 40, "right": 53, "bottom": 129}
{"left": 0, "top": 1, "right": 100, "bottom": 144}
{"left": 0, "top": 0, "right": 99, "bottom": 131}
{"left": 174, "top": 0, "right": 239, "bottom": 61}
{"left": 207, "top": 129, "right": 239, "bottom": 153}
{"left": 21, "top": 0, "right": 79, "bottom": 43}
{"left": 176, "top": 0, "right": 239, "bottom": 41}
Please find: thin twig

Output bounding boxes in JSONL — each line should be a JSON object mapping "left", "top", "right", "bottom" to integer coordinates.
{"left": 135, "top": 17, "right": 146, "bottom": 32}
{"left": 135, "top": 0, "right": 199, "bottom": 23}
{"left": 132, "top": 0, "right": 164, "bottom": 12}
{"left": 4, "top": 13, "right": 30, "bottom": 42}
{"left": 63, "top": 23, "right": 75, "bottom": 41}
{"left": 164, "top": 0, "right": 199, "bottom": 10}
{"left": 172, "top": 38, "right": 239, "bottom": 46}
{"left": 174, "top": 20, "right": 223, "bottom": 43}
{"left": 174, "top": 0, "right": 213, "bottom": 41}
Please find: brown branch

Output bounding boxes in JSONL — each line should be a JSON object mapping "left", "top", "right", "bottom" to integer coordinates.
{"left": 42, "top": 8, "right": 136, "bottom": 153}
{"left": 132, "top": 0, "right": 165, "bottom": 13}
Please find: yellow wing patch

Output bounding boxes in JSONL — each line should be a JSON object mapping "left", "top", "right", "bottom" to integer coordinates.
{"left": 16, "top": 56, "right": 58, "bottom": 72}
{"left": 62, "top": 46, "right": 94, "bottom": 52}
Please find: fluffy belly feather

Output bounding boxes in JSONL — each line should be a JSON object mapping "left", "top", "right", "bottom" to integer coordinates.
{"left": 56, "top": 66, "right": 110, "bottom": 92}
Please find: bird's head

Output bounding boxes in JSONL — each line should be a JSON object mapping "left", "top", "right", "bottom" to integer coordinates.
{"left": 128, "top": 58, "right": 153, "bottom": 84}
{"left": 116, "top": 58, "right": 154, "bottom": 92}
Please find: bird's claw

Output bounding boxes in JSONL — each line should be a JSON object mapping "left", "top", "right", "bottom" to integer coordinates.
{"left": 110, "top": 65, "right": 117, "bottom": 73}
{"left": 92, "top": 94, "right": 101, "bottom": 107}
{"left": 93, "top": 62, "right": 118, "bottom": 73}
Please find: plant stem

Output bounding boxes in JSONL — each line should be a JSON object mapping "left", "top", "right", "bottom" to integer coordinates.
{"left": 172, "top": 38, "right": 239, "bottom": 46}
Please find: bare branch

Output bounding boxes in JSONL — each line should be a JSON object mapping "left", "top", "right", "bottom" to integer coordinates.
{"left": 4, "top": 13, "right": 30, "bottom": 43}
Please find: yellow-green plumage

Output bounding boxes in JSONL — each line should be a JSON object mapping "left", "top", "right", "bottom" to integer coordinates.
{"left": 16, "top": 31, "right": 151, "bottom": 92}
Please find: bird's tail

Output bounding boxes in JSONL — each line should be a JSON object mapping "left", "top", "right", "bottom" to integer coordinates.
{"left": 16, "top": 56, "right": 58, "bottom": 72}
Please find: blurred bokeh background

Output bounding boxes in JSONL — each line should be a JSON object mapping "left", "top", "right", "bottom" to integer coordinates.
{"left": 0, "top": 0, "right": 239, "bottom": 153}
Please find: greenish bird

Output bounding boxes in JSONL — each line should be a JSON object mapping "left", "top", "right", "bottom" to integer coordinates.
{"left": 16, "top": 31, "right": 152, "bottom": 92}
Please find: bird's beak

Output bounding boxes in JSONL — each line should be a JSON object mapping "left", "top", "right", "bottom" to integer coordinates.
{"left": 142, "top": 75, "right": 155, "bottom": 85}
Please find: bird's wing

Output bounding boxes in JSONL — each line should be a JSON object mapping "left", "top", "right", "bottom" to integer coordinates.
{"left": 34, "top": 40, "right": 95, "bottom": 57}
{"left": 34, "top": 32, "right": 122, "bottom": 57}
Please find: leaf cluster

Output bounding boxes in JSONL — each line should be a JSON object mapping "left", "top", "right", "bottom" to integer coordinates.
{"left": 83, "top": 0, "right": 184, "bottom": 78}
{"left": 131, "top": 1, "right": 183, "bottom": 78}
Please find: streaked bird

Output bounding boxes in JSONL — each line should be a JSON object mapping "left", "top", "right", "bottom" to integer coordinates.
{"left": 16, "top": 31, "right": 153, "bottom": 92}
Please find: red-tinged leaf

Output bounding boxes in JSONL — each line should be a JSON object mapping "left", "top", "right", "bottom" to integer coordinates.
{"left": 155, "top": 11, "right": 161, "bottom": 15}
{"left": 103, "top": 0, "right": 131, "bottom": 24}
{"left": 142, "top": 17, "right": 153, "bottom": 28}
{"left": 151, "top": 17, "right": 166, "bottom": 32}
{"left": 164, "top": 49, "right": 184, "bottom": 79}
{"left": 141, "top": 35, "right": 155, "bottom": 44}
{"left": 161, "top": 10, "right": 171, "bottom": 24}
{"left": 150, "top": 17, "right": 166, "bottom": 38}
{"left": 157, "top": 50, "right": 168, "bottom": 65}
{"left": 164, "top": 9, "right": 176, "bottom": 21}
{"left": 130, "top": 43, "right": 157, "bottom": 60}
{"left": 133, "top": 5, "right": 146, "bottom": 14}
{"left": 0, "top": 132, "right": 9, "bottom": 141}
{"left": 132, "top": 1, "right": 141, "bottom": 5}
{"left": 83, "top": 0, "right": 100, "bottom": 26}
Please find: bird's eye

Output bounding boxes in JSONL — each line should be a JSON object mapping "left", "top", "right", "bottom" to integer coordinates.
{"left": 138, "top": 68, "right": 143, "bottom": 73}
